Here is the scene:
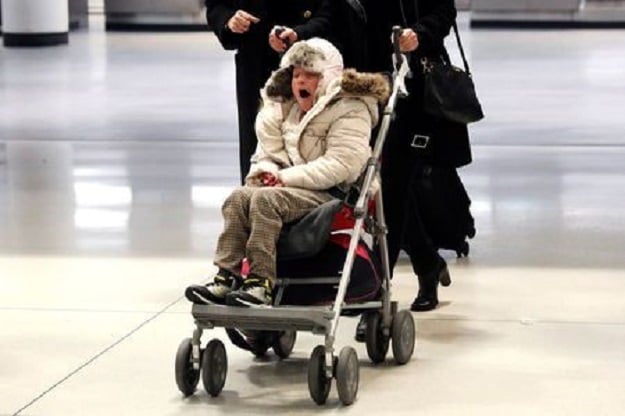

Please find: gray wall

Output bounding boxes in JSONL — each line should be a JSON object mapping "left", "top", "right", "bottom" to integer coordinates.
{"left": 0, "top": 0, "right": 89, "bottom": 28}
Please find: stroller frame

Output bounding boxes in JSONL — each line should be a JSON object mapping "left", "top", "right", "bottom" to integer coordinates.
{"left": 175, "top": 28, "right": 415, "bottom": 406}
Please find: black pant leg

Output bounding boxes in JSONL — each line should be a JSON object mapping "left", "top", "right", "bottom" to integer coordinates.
{"left": 381, "top": 116, "right": 416, "bottom": 274}
{"left": 236, "top": 88, "right": 259, "bottom": 184}
{"left": 235, "top": 50, "right": 279, "bottom": 184}
{"left": 381, "top": 107, "right": 438, "bottom": 277}
{"left": 403, "top": 168, "right": 439, "bottom": 276}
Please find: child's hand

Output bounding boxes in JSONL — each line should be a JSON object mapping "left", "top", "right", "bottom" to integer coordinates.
{"left": 260, "top": 172, "right": 284, "bottom": 187}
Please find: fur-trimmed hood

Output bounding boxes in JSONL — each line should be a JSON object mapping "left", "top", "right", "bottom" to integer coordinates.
{"left": 265, "top": 68, "right": 390, "bottom": 106}
{"left": 339, "top": 69, "right": 390, "bottom": 105}
{"left": 265, "top": 38, "right": 343, "bottom": 101}
{"left": 262, "top": 38, "right": 390, "bottom": 107}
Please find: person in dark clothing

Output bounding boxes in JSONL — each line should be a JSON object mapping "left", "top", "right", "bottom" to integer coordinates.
{"left": 333, "top": 0, "right": 472, "bottom": 311}
{"left": 205, "top": 0, "right": 334, "bottom": 182}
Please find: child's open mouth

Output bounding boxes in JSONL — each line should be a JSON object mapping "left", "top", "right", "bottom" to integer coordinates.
{"left": 298, "top": 89, "right": 311, "bottom": 99}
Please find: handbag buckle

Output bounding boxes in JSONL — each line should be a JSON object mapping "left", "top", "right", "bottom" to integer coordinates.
{"left": 411, "top": 134, "right": 430, "bottom": 149}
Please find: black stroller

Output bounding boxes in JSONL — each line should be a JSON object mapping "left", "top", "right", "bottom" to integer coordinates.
{"left": 174, "top": 28, "right": 415, "bottom": 406}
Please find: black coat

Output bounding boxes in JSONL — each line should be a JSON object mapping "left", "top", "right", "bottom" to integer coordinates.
{"left": 335, "top": 0, "right": 471, "bottom": 168}
{"left": 205, "top": 0, "right": 333, "bottom": 181}
{"left": 333, "top": 0, "right": 473, "bottom": 276}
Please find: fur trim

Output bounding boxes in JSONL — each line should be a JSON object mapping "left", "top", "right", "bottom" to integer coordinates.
{"left": 264, "top": 38, "right": 343, "bottom": 102}
{"left": 265, "top": 68, "right": 391, "bottom": 104}
{"left": 341, "top": 69, "right": 391, "bottom": 105}
{"left": 280, "top": 42, "right": 327, "bottom": 74}
{"left": 265, "top": 67, "right": 293, "bottom": 99}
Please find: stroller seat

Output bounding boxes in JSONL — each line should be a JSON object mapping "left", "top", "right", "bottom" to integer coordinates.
{"left": 276, "top": 198, "right": 344, "bottom": 261}
{"left": 275, "top": 197, "right": 382, "bottom": 307}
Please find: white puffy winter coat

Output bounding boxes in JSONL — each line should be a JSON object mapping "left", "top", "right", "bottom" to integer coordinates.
{"left": 247, "top": 69, "right": 389, "bottom": 191}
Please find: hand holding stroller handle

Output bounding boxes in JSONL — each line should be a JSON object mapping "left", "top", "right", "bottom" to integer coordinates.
{"left": 273, "top": 26, "right": 292, "bottom": 49}
{"left": 392, "top": 26, "right": 402, "bottom": 72}
{"left": 390, "top": 26, "right": 411, "bottom": 99}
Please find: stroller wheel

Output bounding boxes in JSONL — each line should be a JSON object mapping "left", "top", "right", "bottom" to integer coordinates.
{"left": 272, "top": 330, "right": 297, "bottom": 359}
{"left": 391, "top": 310, "right": 415, "bottom": 365}
{"left": 202, "top": 339, "right": 227, "bottom": 397}
{"left": 364, "top": 312, "right": 389, "bottom": 364}
{"left": 335, "top": 346, "right": 359, "bottom": 406}
{"left": 174, "top": 338, "right": 200, "bottom": 397}
{"left": 307, "top": 345, "right": 331, "bottom": 405}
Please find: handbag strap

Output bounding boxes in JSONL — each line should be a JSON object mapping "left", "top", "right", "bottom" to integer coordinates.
{"left": 451, "top": 21, "right": 472, "bottom": 76}
{"left": 410, "top": 0, "right": 472, "bottom": 76}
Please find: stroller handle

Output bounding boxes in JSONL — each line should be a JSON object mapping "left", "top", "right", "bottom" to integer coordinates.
{"left": 392, "top": 26, "right": 403, "bottom": 72}
{"left": 352, "top": 36, "right": 411, "bottom": 218}
{"left": 273, "top": 26, "right": 293, "bottom": 52}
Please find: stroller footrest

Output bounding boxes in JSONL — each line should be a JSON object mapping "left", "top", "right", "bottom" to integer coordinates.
{"left": 191, "top": 304, "right": 335, "bottom": 333}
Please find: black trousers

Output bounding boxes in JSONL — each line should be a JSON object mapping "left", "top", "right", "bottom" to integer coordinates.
{"left": 234, "top": 50, "right": 279, "bottom": 183}
{"left": 381, "top": 108, "right": 439, "bottom": 278}
{"left": 236, "top": 87, "right": 259, "bottom": 183}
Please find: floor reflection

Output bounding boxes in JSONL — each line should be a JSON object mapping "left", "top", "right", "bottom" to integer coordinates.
{"left": 1, "top": 141, "right": 238, "bottom": 256}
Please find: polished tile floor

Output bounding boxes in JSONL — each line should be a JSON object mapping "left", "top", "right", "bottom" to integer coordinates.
{"left": 2, "top": 14, "right": 625, "bottom": 416}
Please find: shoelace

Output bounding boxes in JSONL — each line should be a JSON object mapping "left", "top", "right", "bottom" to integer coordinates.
{"left": 243, "top": 277, "right": 271, "bottom": 290}
{"left": 213, "top": 274, "right": 233, "bottom": 286}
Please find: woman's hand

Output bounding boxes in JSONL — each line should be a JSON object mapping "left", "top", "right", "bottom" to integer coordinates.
{"left": 269, "top": 26, "right": 298, "bottom": 53}
{"left": 399, "top": 29, "right": 419, "bottom": 53}
{"left": 226, "top": 10, "right": 260, "bottom": 34}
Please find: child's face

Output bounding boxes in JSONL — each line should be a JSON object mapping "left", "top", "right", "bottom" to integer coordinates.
{"left": 292, "top": 67, "right": 321, "bottom": 112}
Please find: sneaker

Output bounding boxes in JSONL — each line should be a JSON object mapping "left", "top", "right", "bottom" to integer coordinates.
{"left": 226, "top": 276, "right": 273, "bottom": 307}
{"left": 185, "top": 272, "right": 239, "bottom": 305}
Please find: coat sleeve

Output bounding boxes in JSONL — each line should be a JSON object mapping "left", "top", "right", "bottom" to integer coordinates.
{"left": 278, "top": 100, "right": 373, "bottom": 190}
{"left": 409, "top": 0, "right": 456, "bottom": 56}
{"left": 246, "top": 101, "right": 289, "bottom": 184}
{"left": 205, "top": 0, "right": 242, "bottom": 50}
{"left": 293, "top": 0, "right": 334, "bottom": 41}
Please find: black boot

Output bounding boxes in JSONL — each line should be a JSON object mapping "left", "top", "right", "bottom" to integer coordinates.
{"left": 410, "top": 258, "right": 450, "bottom": 312}
{"left": 354, "top": 314, "right": 367, "bottom": 342}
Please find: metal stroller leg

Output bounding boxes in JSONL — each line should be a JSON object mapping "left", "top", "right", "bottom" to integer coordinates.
{"left": 374, "top": 188, "right": 392, "bottom": 332}
{"left": 192, "top": 327, "right": 203, "bottom": 370}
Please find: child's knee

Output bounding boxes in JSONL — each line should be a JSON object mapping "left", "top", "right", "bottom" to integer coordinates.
{"left": 222, "top": 187, "right": 251, "bottom": 212}
{"left": 249, "top": 188, "right": 280, "bottom": 213}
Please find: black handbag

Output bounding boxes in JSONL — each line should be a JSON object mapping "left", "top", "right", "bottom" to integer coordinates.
{"left": 421, "top": 21, "right": 484, "bottom": 124}
{"left": 409, "top": 0, "right": 484, "bottom": 125}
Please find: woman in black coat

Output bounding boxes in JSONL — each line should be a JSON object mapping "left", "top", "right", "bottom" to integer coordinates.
{"left": 335, "top": 0, "right": 472, "bottom": 311}
{"left": 205, "top": 0, "right": 334, "bottom": 182}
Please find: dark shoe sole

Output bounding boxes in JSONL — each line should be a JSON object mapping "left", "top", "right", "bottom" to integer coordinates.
{"left": 225, "top": 292, "right": 271, "bottom": 308}
{"left": 354, "top": 315, "right": 367, "bottom": 342}
{"left": 184, "top": 286, "right": 226, "bottom": 305}
{"left": 410, "top": 298, "right": 438, "bottom": 312}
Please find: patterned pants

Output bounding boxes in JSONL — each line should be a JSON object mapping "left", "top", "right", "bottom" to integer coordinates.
{"left": 214, "top": 186, "right": 333, "bottom": 283}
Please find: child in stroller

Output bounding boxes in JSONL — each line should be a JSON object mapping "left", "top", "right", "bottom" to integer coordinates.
{"left": 176, "top": 29, "right": 416, "bottom": 406}
{"left": 185, "top": 38, "right": 390, "bottom": 307}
